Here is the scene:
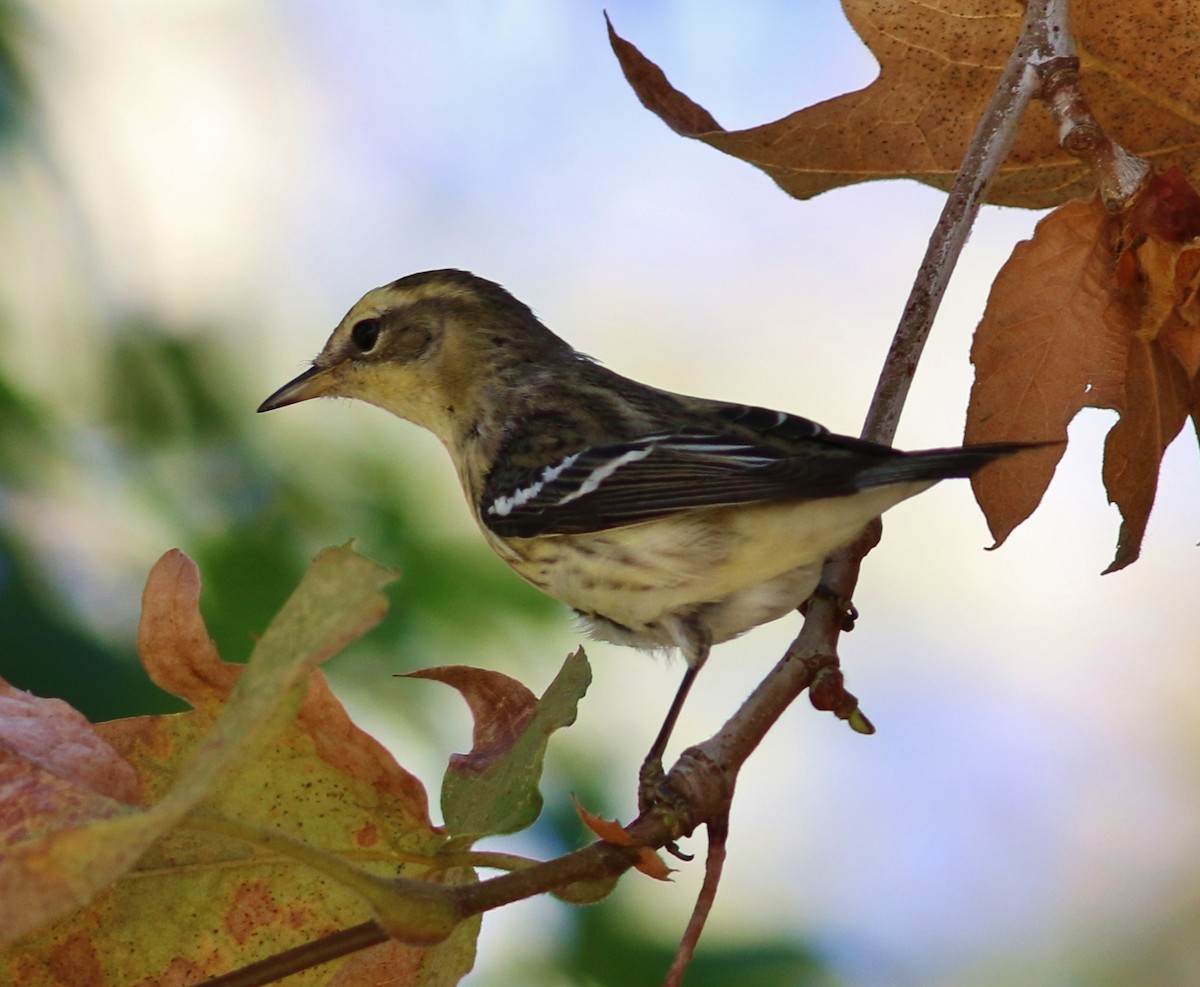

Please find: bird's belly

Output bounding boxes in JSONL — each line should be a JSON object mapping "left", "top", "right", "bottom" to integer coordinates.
{"left": 487, "top": 489, "right": 923, "bottom": 651}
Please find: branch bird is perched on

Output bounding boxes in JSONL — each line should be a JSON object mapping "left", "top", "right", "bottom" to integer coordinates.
{"left": 259, "top": 269, "right": 1031, "bottom": 759}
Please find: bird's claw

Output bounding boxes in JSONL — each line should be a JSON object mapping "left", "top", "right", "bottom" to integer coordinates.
{"left": 799, "top": 584, "right": 858, "bottom": 631}
{"left": 637, "top": 755, "right": 695, "bottom": 861}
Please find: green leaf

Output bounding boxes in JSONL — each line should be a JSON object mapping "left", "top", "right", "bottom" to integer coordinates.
{"left": 410, "top": 647, "right": 590, "bottom": 841}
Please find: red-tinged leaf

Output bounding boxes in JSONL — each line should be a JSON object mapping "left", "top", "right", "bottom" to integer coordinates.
{"left": 410, "top": 649, "right": 591, "bottom": 841}
{"left": 1126, "top": 166, "right": 1200, "bottom": 243}
{"left": 966, "top": 197, "right": 1128, "bottom": 545}
{"left": 1101, "top": 338, "right": 1193, "bottom": 572}
{"left": 0, "top": 689, "right": 144, "bottom": 943}
{"left": 575, "top": 799, "right": 672, "bottom": 881}
{"left": 403, "top": 666, "right": 538, "bottom": 771}
{"left": 0, "top": 546, "right": 436, "bottom": 964}
{"left": 3, "top": 548, "right": 475, "bottom": 984}
{"left": 0, "top": 683, "right": 140, "bottom": 808}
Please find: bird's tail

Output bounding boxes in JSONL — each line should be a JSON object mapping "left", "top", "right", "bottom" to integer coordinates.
{"left": 858, "top": 441, "right": 1057, "bottom": 487}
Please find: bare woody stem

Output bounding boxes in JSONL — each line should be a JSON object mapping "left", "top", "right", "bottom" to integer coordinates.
{"left": 686, "top": 0, "right": 1080, "bottom": 810}
{"left": 1035, "top": 8, "right": 1149, "bottom": 208}
{"left": 646, "top": 12, "right": 1073, "bottom": 977}
{"left": 863, "top": 0, "right": 1069, "bottom": 445}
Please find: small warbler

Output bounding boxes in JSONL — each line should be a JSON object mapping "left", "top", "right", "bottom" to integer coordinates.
{"left": 260, "top": 269, "right": 1030, "bottom": 752}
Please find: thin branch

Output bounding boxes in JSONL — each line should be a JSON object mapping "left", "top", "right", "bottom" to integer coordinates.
{"left": 665, "top": 814, "right": 729, "bottom": 986}
{"left": 863, "top": 0, "right": 1061, "bottom": 445}
{"left": 1034, "top": 1, "right": 1150, "bottom": 206}
{"left": 202, "top": 923, "right": 386, "bottom": 987}
{"left": 656, "top": 4, "right": 1066, "bottom": 965}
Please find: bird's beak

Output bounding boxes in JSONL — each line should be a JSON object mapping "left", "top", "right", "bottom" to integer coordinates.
{"left": 257, "top": 364, "right": 335, "bottom": 413}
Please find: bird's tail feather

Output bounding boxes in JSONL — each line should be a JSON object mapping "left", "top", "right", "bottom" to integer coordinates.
{"left": 858, "top": 441, "right": 1056, "bottom": 487}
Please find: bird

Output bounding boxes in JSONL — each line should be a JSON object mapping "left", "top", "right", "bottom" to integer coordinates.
{"left": 259, "top": 269, "right": 1033, "bottom": 766}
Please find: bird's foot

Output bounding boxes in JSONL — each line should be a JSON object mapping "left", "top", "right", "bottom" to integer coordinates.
{"left": 637, "top": 754, "right": 694, "bottom": 861}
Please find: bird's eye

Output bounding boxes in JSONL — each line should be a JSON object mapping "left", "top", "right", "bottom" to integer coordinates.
{"left": 351, "top": 318, "right": 382, "bottom": 352}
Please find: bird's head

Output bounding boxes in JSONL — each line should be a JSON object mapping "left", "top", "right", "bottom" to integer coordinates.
{"left": 257, "top": 269, "right": 571, "bottom": 444}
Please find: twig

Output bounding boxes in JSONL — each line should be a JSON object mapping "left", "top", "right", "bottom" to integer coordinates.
{"left": 863, "top": 0, "right": 1059, "bottom": 445}
{"left": 658, "top": 5, "right": 1063, "bottom": 979}
{"left": 1033, "top": 3, "right": 1149, "bottom": 207}
{"left": 201, "top": 923, "right": 386, "bottom": 987}
{"left": 693, "top": 0, "right": 1066, "bottom": 770}
{"left": 664, "top": 814, "right": 729, "bottom": 987}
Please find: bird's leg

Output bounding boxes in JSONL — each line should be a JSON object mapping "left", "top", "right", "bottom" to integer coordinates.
{"left": 638, "top": 631, "right": 710, "bottom": 819}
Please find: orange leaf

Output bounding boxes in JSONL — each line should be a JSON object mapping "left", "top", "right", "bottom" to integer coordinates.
{"left": 135, "top": 549, "right": 239, "bottom": 707}
{"left": 966, "top": 197, "right": 1126, "bottom": 545}
{"left": 1101, "top": 338, "right": 1193, "bottom": 571}
{"left": 574, "top": 799, "right": 672, "bottom": 881}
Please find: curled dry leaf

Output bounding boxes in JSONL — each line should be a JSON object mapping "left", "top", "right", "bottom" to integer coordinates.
{"left": 608, "top": 1, "right": 1200, "bottom": 208}
{"left": 135, "top": 548, "right": 238, "bottom": 705}
{"left": 0, "top": 683, "right": 140, "bottom": 808}
{"left": 403, "top": 666, "right": 538, "bottom": 771}
{"left": 967, "top": 173, "right": 1200, "bottom": 570}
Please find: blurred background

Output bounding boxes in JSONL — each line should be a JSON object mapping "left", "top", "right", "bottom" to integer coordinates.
{"left": 2, "top": 2, "right": 1198, "bottom": 985}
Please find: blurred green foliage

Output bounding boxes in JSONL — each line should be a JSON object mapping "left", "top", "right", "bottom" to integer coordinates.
{"left": 0, "top": 0, "right": 29, "bottom": 149}
{"left": 0, "top": 322, "right": 559, "bottom": 718}
{"left": 562, "top": 908, "right": 833, "bottom": 987}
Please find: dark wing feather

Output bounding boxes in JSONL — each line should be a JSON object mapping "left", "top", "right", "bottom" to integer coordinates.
{"left": 481, "top": 406, "right": 893, "bottom": 537}
{"left": 480, "top": 404, "right": 1030, "bottom": 538}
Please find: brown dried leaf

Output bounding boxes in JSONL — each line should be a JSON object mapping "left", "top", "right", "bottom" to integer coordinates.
{"left": 966, "top": 196, "right": 1126, "bottom": 542}
{"left": 1101, "top": 338, "right": 1193, "bottom": 571}
{"left": 609, "top": 1, "right": 1200, "bottom": 208}
{"left": 968, "top": 175, "right": 1200, "bottom": 568}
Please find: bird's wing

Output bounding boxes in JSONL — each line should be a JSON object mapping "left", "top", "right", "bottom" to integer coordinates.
{"left": 480, "top": 407, "right": 900, "bottom": 537}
